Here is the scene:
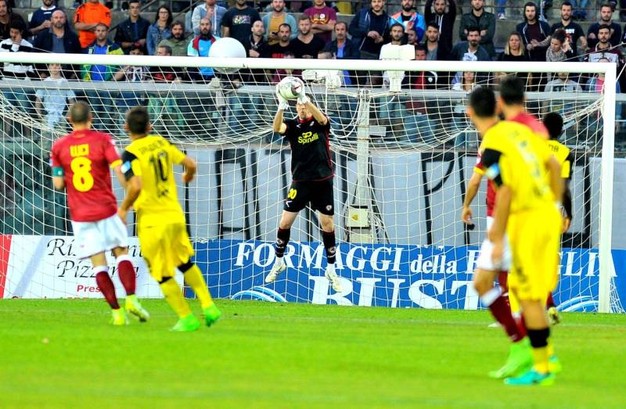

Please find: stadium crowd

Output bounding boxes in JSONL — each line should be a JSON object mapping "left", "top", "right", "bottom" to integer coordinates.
{"left": 0, "top": 0, "right": 623, "bottom": 146}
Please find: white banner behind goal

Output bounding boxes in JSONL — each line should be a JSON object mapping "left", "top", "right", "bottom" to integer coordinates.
{"left": 0, "top": 53, "right": 622, "bottom": 312}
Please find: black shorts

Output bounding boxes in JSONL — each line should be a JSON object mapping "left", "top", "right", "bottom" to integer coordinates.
{"left": 283, "top": 179, "right": 334, "bottom": 215}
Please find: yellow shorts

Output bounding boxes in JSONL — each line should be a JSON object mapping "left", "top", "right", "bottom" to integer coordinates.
{"left": 138, "top": 221, "right": 194, "bottom": 281}
{"left": 507, "top": 205, "right": 561, "bottom": 303}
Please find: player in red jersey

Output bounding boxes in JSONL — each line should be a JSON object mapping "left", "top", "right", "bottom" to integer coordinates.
{"left": 461, "top": 89, "right": 529, "bottom": 380}
{"left": 50, "top": 101, "right": 149, "bottom": 326}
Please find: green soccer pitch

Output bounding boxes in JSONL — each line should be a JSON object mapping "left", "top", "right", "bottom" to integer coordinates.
{"left": 1, "top": 299, "right": 625, "bottom": 409}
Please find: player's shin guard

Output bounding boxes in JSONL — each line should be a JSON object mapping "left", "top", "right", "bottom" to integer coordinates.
{"left": 481, "top": 287, "right": 525, "bottom": 342}
{"left": 322, "top": 230, "right": 336, "bottom": 264}
{"left": 116, "top": 254, "right": 136, "bottom": 296}
{"left": 95, "top": 267, "right": 120, "bottom": 309}
{"left": 275, "top": 228, "right": 290, "bottom": 258}
{"left": 179, "top": 261, "right": 215, "bottom": 309}
{"left": 159, "top": 277, "right": 192, "bottom": 318}
{"left": 527, "top": 327, "right": 551, "bottom": 374}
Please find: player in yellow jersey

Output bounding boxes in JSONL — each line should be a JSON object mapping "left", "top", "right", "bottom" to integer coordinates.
{"left": 467, "top": 87, "right": 563, "bottom": 386}
{"left": 118, "top": 106, "right": 221, "bottom": 332}
{"left": 543, "top": 111, "right": 574, "bottom": 325}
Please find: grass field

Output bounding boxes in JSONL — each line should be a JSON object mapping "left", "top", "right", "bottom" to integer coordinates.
{"left": 1, "top": 299, "right": 625, "bottom": 409}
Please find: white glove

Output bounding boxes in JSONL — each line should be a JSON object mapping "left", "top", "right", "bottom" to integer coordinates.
{"left": 293, "top": 79, "right": 309, "bottom": 104}
{"left": 275, "top": 85, "right": 289, "bottom": 111}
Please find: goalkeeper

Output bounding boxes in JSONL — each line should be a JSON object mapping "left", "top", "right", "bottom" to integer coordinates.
{"left": 264, "top": 80, "right": 342, "bottom": 293}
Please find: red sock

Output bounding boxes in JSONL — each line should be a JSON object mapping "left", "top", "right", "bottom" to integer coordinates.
{"left": 516, "top": 314, "right": 527, "bottom": 339}
{"left": 497, "top": 270, "right": 509, "bottom": 292}
{"left": 486, "top": 291, "right": 525, "bottom": 342}
{"left": 546, "top": 292, "right": 556, "bottom": 309}
{"left": 95, "top": 269, "right": 119, "bottom": 309}
{"left": 116, "top": 256, "right": 136, "bottom": 296}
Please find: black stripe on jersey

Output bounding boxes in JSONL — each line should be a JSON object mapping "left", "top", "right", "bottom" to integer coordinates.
{"left": 481, "top": 148, "right": 504, "bottom": 187}
{"left": 120, "top": 150, "right": 138, "bottom": 180}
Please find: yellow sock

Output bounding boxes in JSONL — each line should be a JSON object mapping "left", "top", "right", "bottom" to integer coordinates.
{"left": 547, "top": 340, "right": 555, "bottom": 358}
{"left": 160, "top": 279, "right": 192, "bottom": 318}
{"left": 183, "top": 264, "right": 214, "bottom": 309}
{"left": 532, "top": 346, "right": 550, "bottom": 374}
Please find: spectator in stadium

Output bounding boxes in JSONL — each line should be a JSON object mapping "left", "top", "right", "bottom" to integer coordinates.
{"left": 349, "top": 0, "right": 391, "bottom": 85}
{"left": 265, "top": 86, "right": 342, "bottom": 293}
{"left": 423, "top": 22, "right": 447, "bottom": 60}
{"left": 114, "top": 45, "right": 149, "bottom": 118}
{"left": 187, "top": 17, "right": 217, "bottom": 82}
{"left": 118, "top": 106, "right": 221, "bottom": 332}
{"left": 148, "top": 44, "right": 185, "bottom": 135}
{"left": 35, "top": 63, "right": 76, "bottom": 133}
{"left": 516, "top": 2, "right": 552, "bottom": 62}
{"left": 28, "top": 0, "right": 58, "bottom": 41}
{"left": 320, "top": 21, "right": 360, "bottom": 86}
{"left": 551, "top": 1, "right": 588, "bottom": 60}
{"left": 424, "top": 0, "right": 456, "bottom": 59}
{"left": 391, "top": 0, "right": 426, "bottom": 43}
{"left": 73, "top": 0, "right": 111, "bottom": 50}
{"left": 0, "top": 0, "right": 27, "bottom": 40}
{"left": 114, "top": 0, "right": 150, "bottom": 54}
{"left": 402, "top": 44, "right": 438, "bottom": 144}
{"left": 498, "top": 31, "right": 528, "bottom": 62}
{"left": 290, "top": 15, "right": 325, "bottom": 59}
{"left": 263, "top": 0, "right": 298, "bottom": 45}
{"left": 587, "top": 3, "right": 621, "bottom": 50}
{"left": 303, "top": 0, "right": 336, "bottom": 45}
{"left": 146, "top": 5, "right": 172, "bottom": 56}
{"left": 349, "top": 0, "right": 391, "bottom": 61}
{"left": 158, "top": 21, "right": 189, "bottom": 57}
{"left": 448, "top": 26, "right": 490, "bottom": 62}
{"left": 406, "top": 27, "right": 418, "bottom": 45}
{"left": 81, "top": 23, "right": 123, "bottom": 130}
{"left": 221, "top": 0, "right": 261, "bottom": 46}
{"left": 50, "top": 101, "right": 149, "bottom": 326}
{"left": 546, "top": 28, "right": 575, "bottom": 63}
{"left": 496, "top": 32, "right": 529, "bottom": 86}
{"left": 33, "top": 10, "right": 82, "bottom": 79}
{"left": 1, "top": 20, "right": 36, "bottom": 138}
{"left": 241, "top": 19, "right": 270, "bottom": 84}
{"left": 191, "top": 0, "right": 227, "bottom": 37}
{"left": 268, "top": 22, "right": 294, "bottom": 59}
{"left": 458, "top": 0, "right": 496, "bottom": 58}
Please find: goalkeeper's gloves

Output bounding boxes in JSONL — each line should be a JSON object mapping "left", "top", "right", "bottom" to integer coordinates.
{"left": 275, "top": 85, "right": 289, "bottom": 111}
{"left": 293, "top": 79, "right": 310, "bottom": 104}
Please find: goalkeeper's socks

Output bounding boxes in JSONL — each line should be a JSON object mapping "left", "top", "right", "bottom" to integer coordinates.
{"left": 482, "top": 287, "right": 525, "bottom": 342}
{"left": 160, "top": 278, "right": 192, "bottom": 318}
{"left": 95, "top": 268, "right": 120, "bottom": 309}
{"left": 183, "top": 263, "right": 215, "bottom": 309}
{"left": 116, "top": 255, "right": 136, "bottom": 295}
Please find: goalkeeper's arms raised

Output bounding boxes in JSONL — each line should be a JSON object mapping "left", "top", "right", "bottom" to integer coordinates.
{"left": 273, "top": 84, "right": 289, "bottom": 133}
{"left": 294, "top": 84, "right": 328, "bottom": 126}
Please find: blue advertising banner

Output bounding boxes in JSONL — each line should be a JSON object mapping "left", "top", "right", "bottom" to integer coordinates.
{"left": 193, "top": 240, "right": 626, "bottom": 312}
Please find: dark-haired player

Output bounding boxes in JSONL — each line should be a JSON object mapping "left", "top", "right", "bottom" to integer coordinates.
{"left": 264, "top": 82, "right": 342, "bottom": 292}
{"left": 543, "top": 111, "right": 574, "bottom": 325}
{"left": 50, "top": 101, "right": 149, "bottom": 326}
{"left": 118, "top": 106, "right": 221, "bottom": 332}
{"left": 468, "top": 86, "right": 563, "bottom": 386}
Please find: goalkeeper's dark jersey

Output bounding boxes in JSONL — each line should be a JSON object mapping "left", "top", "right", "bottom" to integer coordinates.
{"left": 282, "top": 115, "right": 333, "bottom": 182}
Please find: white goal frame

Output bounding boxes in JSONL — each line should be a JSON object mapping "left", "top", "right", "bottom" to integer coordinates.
{"left": 0, "top": 52, "right": 617, "bottom": 312}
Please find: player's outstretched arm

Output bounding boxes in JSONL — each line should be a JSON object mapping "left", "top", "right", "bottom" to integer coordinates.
{"left": 294, "top": 82, "right": 328, "bottom": 125}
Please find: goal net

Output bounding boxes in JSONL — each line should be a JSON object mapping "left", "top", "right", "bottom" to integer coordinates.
{"left": 0, "top": 52, "right": 623, "bottom": 313}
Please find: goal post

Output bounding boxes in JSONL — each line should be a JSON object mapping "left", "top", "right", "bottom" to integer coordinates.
{"left": 0, "top": 52, "right": 622, "bottom": 313}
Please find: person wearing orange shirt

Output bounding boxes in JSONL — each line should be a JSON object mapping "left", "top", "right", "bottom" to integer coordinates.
{"left": 74, "top": 0, "right": 111, "bottom": 49}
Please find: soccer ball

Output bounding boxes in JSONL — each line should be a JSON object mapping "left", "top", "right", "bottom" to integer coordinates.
{"left": 208, "top": 37, "right": 246, "bottom": 74}
{"left": 277, "top": 76, "right": 304, "bottom": 100}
